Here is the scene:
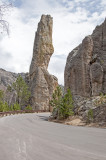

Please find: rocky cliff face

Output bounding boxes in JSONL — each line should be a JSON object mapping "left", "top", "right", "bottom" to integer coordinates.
{"left": 64, "top": 19, "right": 106, "bottom": 125}
{"left": 0, "top": 68, "right": 27, "bottom": 105}
{"left": 65, "top": 19, "right": 106, "bottom": 97}
{"left": 29, "top": 15, "right": 58, "bottom": 111}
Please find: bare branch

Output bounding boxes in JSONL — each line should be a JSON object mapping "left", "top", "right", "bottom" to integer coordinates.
{"left": 0, "top": 2, "right": 12, "bottom": 35}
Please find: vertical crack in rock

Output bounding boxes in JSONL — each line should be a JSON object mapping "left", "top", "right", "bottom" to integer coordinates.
{"left": 65, "top": 36, "right": 93, "bottom": 97}
{"left": 29, "top": 15, "right": 58, "bottom": 111}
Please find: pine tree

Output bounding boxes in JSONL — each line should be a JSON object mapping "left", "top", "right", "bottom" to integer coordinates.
{"left": 0, "top": 101, "right": 3, "bottom": 112}
{"left": 0, "top": 90, "right": 4, "bottom": 101}
{"left": 0, "top": 90, "right": 4, "bottom": 112}
{"left": 9, "top": 75, "right": 31, "bottom": 108}
{"left": 60, "top": 89, "right": 74, "bottom": 119}
{"left": 50, "top": 86, "right": 63, "bottom": 118}
{"left": 13, "top": 103, "right": 21, "bottom": 111}
{"left": 2, "top": 102, "right": 9, "bottom": 112}
{"left": 50, "top": 87, "right": 74, "bottom": 119}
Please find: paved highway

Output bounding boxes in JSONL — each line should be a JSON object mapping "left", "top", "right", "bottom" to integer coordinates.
{"left": 0, "top": 113, "right": 106, "bottom": 160}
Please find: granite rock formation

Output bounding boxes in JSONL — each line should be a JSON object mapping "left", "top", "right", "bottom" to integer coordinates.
{"left": 64, "top": 19, "right": 106, "bottom": 124}
{"left": 65, "top": 19, "right": 106, "bottom": 97}
{"left": 0, "top": 68, "right": 27, "bottom": 105}
{"left": 29, "top": 15, "right": 58, "bottom": 111}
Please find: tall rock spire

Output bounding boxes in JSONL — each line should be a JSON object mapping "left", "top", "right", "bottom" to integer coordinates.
{"left": 29, "top": 15, "right": 58, "bottom": 110}
{"left": 30, "top": 15, "right": 54, "bottom": 74}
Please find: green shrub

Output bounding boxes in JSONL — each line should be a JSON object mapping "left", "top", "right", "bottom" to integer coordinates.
{"left": 0, "top": 90, "right": 4, "bottom": 101}
{"left": 2, "top": 102, "right": 9, "bottom": 112}
{"left": 0, "top": 101, "right": 10, "bottom": 112}
{"left": 10, "top": 105, "right": 14, "bottom": 111}
{"left": 0, "top": 101, "right": 3, "bottom": 112}
{"left": 13, "top": 103, "right": 21, "bottom": 111}
{"left": 87, "top": 109, "right": 93, "bottom": 122}
{"left": 7, "top": 85, "right": 12, "bottom": 92}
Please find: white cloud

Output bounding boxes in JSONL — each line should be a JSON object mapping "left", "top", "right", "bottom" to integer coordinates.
{"left": 48, "top": 55, "right": 66, "bottom": 85}
{"left": 101, "top": 0, "right": 106, "bottom": 6}
{"left": 0, "top": 0, "right": 106, "bottom": 85}
{"left": 74, "top": 0, "right": 88, "bottom": 2}
{"left": 0, "top": 7, "right": 36, "bottom": 72}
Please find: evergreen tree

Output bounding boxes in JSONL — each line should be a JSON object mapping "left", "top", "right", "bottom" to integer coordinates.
{"left": 2, "top": 102, "right": 9, "bottom": 112}
{"left": 0, "top": 101, "right": 3, "bottom": 112}
{"left": 50, "top": 87, "right": 74, "bottom": 119}
{"left": 13, "top": 103, "right": 21, "bottom": 111}
{"left": 10, "top": 104, "right": 14, "bottom": 111}
{"left": 0, "top": 90, "right": 4, "bottom": 101}
{"left": 0, "top": 90, "right": 4, "bottom": 112}
{"left": 8, "top": 75, "right": 31, "bottom": 108}
{"left": 50, "top": 86, "right": 63, "bottom": 118}
{"left": 60, "top": 89, "right": 74, "bottom": 119}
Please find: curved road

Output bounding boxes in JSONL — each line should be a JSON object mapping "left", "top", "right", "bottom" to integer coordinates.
{"left": 0, "top": 113, "right": 106, "bottom": 160}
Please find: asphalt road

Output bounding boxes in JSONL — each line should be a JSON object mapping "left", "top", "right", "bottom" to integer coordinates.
{"left": 0, "top": 113, "right": 106, "bottom": 160}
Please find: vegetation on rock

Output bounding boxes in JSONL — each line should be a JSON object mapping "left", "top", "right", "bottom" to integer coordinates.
{"left": 94, "top": 93, "right": 106, "bottom": 106}
{"left": 87, "top": 109, "right": 93, "bottom": 123}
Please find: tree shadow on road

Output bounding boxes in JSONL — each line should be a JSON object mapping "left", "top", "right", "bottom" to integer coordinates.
{"left": 37, "top": 115, "right": 49, "bottom": 121}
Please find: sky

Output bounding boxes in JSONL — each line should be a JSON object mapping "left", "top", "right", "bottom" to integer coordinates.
{"left": 0, "top": 0, "right": 106, "bottom": 85}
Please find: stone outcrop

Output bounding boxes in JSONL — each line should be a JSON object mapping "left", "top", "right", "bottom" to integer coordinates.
{"left": 0, "top": 68, "right": 27, "bottom": 105}
{"left": 64, "top": 19, "right": 106, "bottom": 125}
{"left": 65, "top": 19, "right": 106, "bottom": 97}
{"left": 73, "top": 95, "right": 106, "bottom": 123}
{"left": 29, "top": 15, "right": 58, "bottom": 111}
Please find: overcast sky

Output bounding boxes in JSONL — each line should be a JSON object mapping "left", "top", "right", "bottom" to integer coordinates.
{"left": 0, "top": 0, "right": 106, "bottom": 85}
